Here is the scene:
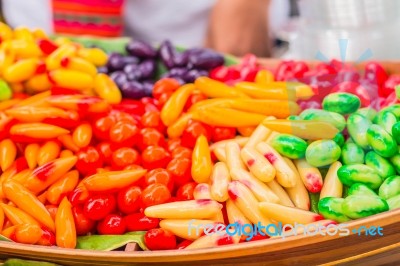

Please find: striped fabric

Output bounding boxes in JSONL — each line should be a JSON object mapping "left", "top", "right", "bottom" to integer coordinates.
{"left": 51, "top": 0, "right": 124, "bottom": 37}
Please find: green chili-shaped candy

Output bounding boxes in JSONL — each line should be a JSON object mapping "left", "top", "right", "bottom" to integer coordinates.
{"left": 270, "top": 133, "right": 308, "bottom": 159}
{"left": 333, "top": 133, "right": 345, "bottom": 147}
{"left": 366, "top": 124, "right": 397, "bottom": 158}
{"left": 378, "top": 175, "right": 400, "bottom": 200}
{"left": 337, "top": 164, "right": 383, "bottom": 189}
{"left": 365, "top": 151, "right": 396, "bottom": 179}
{"left": 318, "top": 197, "right": 350, "bottom": 223}
{"left": 0, "top": 80, "right": 12, "bottom": 101}
{"left": 347, "top": 113, "right": 372, "bottom": 150}
{"left": 390, "top": 154, "right": 400, "bottom": 174}
{"left": 342, "top": 195, "right": 389, "bottom": 219}
{"left": 309, "top": 192, "right": 320, "bottom": 213}
{"left": 300, "top": 109, "right": 346, "bottom": 131}
{"left": 382, "top": 104, "right": 400, "bottom": 119}
{"left": 392, "top": 122, "right": 400, "bottom": 144}
{"left": 355, "top": 107, "right": 377, "bottom": 121}
{"left": 387, "top": 194, "right": 400, "bottom": 210}
{"left": 76, "top": 231, "right": 147, "bottom": 251}
{"left": 341, "top": 143, "right": 365, "bottom": 165}
{"left": 322, "top": 93, "right": 361, "bottom": 115}
{"left": 347, "top": 183, "right": 378, "bottom": 197}
{"left": 287, "top": 115, "right": 301, "bottom": 121}
{"left": 306, "top": 139, "right": 341, "bottom": 167}
{"left": 375, "top": 111, "right": 397, "bottom": 134}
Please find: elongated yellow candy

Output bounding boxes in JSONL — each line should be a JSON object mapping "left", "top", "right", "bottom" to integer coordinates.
{"left": 256, "top": 142, "right": 297, "bottom": 187}
{"left": 185, "top": 232, "right": 241, "bottom": 250}
{"left": 161, "top": 84, "right": 195, "bottom": 126}
{"left": 167, "top": 113, "right": 193, "bottom": 139}
{"left": 213, "top": 147, "right": 227, "bottom": 162}
{"left": 266, "top": 180, "right": 295, "bottom": 207}
{"left": 235, "top": 82, "right": 296, "bottom": 101}
{"left": 194, "top": 107, "right": 266, "bottom": 127}
{"left": 259, "top": 202, "right": 323, "bottom": 225}
{"left": 64, "top": 57, "right": 97, "bottom": 77}
{"left": 159, "top": 219, "right": 215, "bottom": 240}
{"left": 144, "top": 199, "right": 222, "bottom": 219}
{"left": 191, "top": 135, "right": 212, "bottom": 183}
{"left": 227, "top": 181, "right": 274, "bottom": 231}
{"left": 230, "top": 99, "right": 300, "bottom": 118}
{"left": 210, "top": 137, "right": 248, "bottom": 151}
{"left": 46, "top": 44, "right": 77, "bottom": 70}
{"left": 193, "top": 183, "right": 212, "bottom": 200}
{"left": 244, "top": 122, "right": 272, "bottom": 149}
{"left": 210, "top": 162, "right": 230, "bottom": 202}
{"left": 225, "top": 142, "right": 246, "bottom": 171}
{"left": 240, "top": 147, "right": 275, "bottom": 182}
{"left": 265, "top": 131, "right": 280, "bottom": 144}
{"left": 195, "top": 77, "right": 249, "bottom": 99}
{"left": 262, "top": 120, "right": 339, "bottom": 140}
{"left": 320, "top": 161, "right": 343, "bottom": 199}
{"left": 3, "top": 58, "right": 39, "bottom": 83}
{"left": 226, "top": 200, "right": 251, "bottom": 226}
{"left": 283, "top": 158, "right": 310, "bottom": 210}
{"left": 188, "top": 98, "right": 232, "bottom": 113}
{"left": 230, "top": 168, "right": 279, "bottom": 203}
{"left": 77, "top": 48, "right": 108, "bottom": 67}
{"left": 294, "top": 159, "right": 323, "bottom": 193}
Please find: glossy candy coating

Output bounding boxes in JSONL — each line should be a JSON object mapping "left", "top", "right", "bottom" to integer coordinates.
{"left": 300, "top": 109, "right": 346, "bottom": 131}
{"left": 341, "top": 143, "right": 365, "bottom": 165}
{"left": 342, "top": 195, "right": 388, "bottom": 219}
{"left": 365, "top": 151, "right": 396, "bottom": 179}
{"left": 318, "top": 197, "right": 350, "bottom": 223}
{"left": 337, "top": 164, "right": 383, "bottom": 189}
{"left": 366, "top": 124, "right": 397, "bottom": 158}
{"left": 347, "top": 113, "right": 372, "bottom": 150}
{"left": 305, "top": 140, "right": 341, "bottom": 167}
{"left": 322, "top": 92, "right": 361, "bottom": 115}
{"left": 378, "top": 175, "right": 400, "bottom": 200}
{"left": 270, "top": 134, "right": 308, "bottom": 159}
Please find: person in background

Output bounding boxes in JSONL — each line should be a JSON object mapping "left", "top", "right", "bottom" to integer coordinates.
{"left": 2, "top": 0, "right": 292, "bottom": 57}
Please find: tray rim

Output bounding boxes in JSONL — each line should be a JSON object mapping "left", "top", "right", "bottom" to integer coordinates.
{"left": 0, "top": 208, "right": 398, "bottom": 263}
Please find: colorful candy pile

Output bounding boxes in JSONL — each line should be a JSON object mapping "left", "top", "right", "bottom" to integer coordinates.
{"left": 146, "top": 92, "right": 400, "bottom": 249}
{"left": 101, "top": 39, "right": 225, "bottom": 99}
{"left": 0, "top": 24, "right": 119, "bottom": 104}
{"left": 0, "top": 23, "right": 399, "bottom": 253}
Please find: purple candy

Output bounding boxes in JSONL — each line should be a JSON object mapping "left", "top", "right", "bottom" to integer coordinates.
{"left": 173, "top": 52, "right": 189, "bottom": 67}
{"left": 122, "top": 56, "right": 139, "bottom": 65}
{"left": 126, "top": 40, "right": 157, "bottom": 58}
{"left": 183, "top": 69, "right": 209, "bottom": 83}
{"left": 138, "top": 60, "right": 156, "bottom": 79}
{"left": 189, "top": 49, "right": 224, "bottom": 70}
{"left": 107, "top": 53, "right": 125, "bottom": 71}
{"left": 120, "top": 81, "right": 148, "bottom": 99}
{"left": 110, "top": 71, "right": 128, "bottom": 88}
{"left": 97, "top": 66, "right": 108, "bottom": 74}
{"left": 142, "top": 80, "right": 154, "bottom": 96}
{"left": 159, "top": 40, "right": 176, "bottom": 69}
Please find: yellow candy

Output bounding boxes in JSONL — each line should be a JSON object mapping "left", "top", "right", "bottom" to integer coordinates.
{"left": 93, "top": 73, "right": 121, "bottom": 104}
{"left": 4, "top": 58, "right": 39, "bottom": 83}
{"left": 191, "top": 135, "right": 212, "bottom": 183}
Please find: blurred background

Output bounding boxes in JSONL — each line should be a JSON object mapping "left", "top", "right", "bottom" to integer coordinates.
{"left": 1, "top": 0, "right": 399, "bottom": 60}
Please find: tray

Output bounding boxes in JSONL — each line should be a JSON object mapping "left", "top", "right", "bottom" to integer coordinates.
{"left": 0, "top": 208, "right": 398, "bottom": 266}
